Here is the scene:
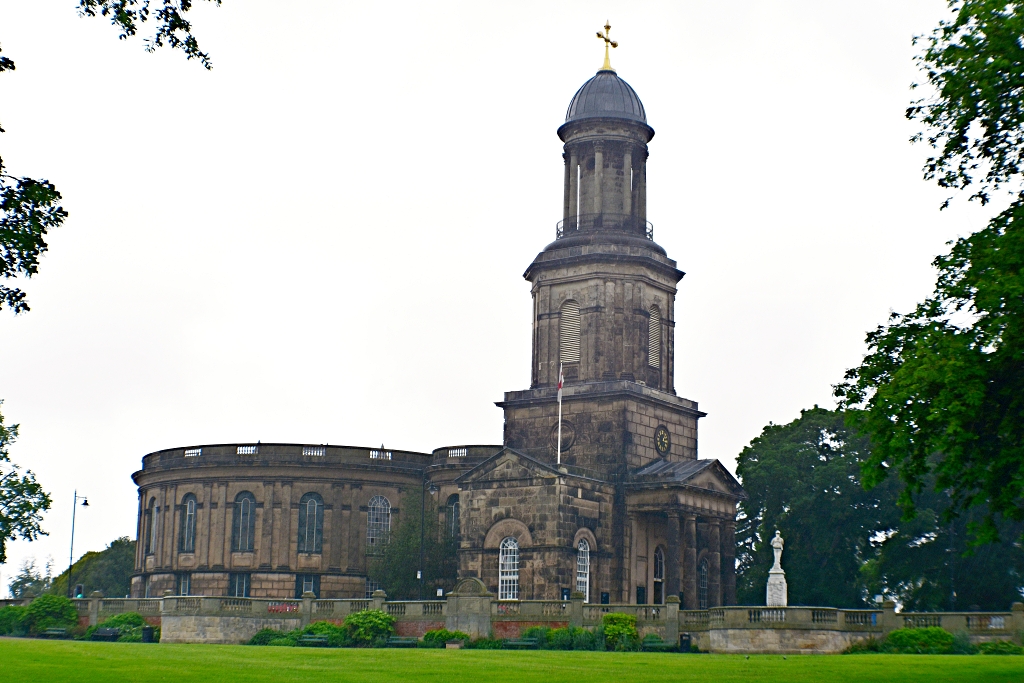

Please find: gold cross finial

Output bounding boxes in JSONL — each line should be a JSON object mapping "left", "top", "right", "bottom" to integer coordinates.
{"left": 596, "top": 21, "right": 618, "bottom": 71}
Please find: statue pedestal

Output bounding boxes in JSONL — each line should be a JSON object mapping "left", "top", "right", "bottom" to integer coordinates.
{"left": 766, "top": 568, "right": 787, "bottom": 607}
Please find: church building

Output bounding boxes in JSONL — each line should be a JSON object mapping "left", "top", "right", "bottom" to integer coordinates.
{"left": 130, "top": 50, "right": 746, "bottom": 610}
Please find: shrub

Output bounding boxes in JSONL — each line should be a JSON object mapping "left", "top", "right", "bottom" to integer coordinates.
{"left": 521, "top": 626, "right": 551, "bottom": 646}
{"left": 844, "top": 636, "right": 888, "bottom": 654}
{"left": 267, "top": 637, "right": 297, "bottom": 646}
{"left": 547, "top": 626, "right": 597, "bottom": 650}
{"left": 249, "top": 628, "right": 286, "bottom": 646}
{"left": 0, "top": 606, "right": 28, "bottom": 636}
{"left": 979, "top": 640, "right": 1024, "bottom": 655}
{"left": 343, "top": 609, "right": 395, "bottom": 646}
{"left": 422, "top": 629, "right": 469, "bottom": 647}
{"left": 467, "top": 637, "right": 503, "bottom": 649}
{"left": 82, "top": 611, "right": 158, "bottom": 643}
{"left": 886, "top": 627, "right": 955, "bottom": 654}
{"left": 24, "top": 595, "right": 77, "bottom": 635}
{"left": 601, "top": 613, "right": 638, "bottom": 651}
{"left": 303, "top": 620, "right": 351, "bottom": 647}
{"left": 949, "top": 631, "right": 978, "bottom": 655}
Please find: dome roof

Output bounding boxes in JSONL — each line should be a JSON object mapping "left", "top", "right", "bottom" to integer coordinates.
{"left": 565, "top": 69, "right": 647, "bottom": 124}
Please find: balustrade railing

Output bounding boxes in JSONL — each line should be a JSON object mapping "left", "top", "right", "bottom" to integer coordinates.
{"left": 556, "top": 213, "right": 654, "bottom": 241}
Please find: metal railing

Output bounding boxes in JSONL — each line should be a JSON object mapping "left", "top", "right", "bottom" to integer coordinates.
{"left": 556, "top": 213, "right": 654, "bottom": 241}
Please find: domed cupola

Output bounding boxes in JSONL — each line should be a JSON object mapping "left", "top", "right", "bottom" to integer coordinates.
{"left": 564, "top": 69, "right": 647, "bottom": 125}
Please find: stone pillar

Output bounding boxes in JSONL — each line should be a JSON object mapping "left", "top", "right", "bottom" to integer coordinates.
{"left": 682, "top": 515, "right": 697, "bottom": 609}
{"left": 569, "top": 592, "right": 584, "bottom": 628}
{"left": 721, "top": 521, "right": 736, "bottom": 606}
{"left": 563, "top": 152, "right": 572, "bottom": 221}
{"left": 371, "top": 589, "right": 386, "bottom": 612}
{"left": 593, "top": 144, "right": 604, "bottom": 216}
{"left": 568, "top": 151, "right": 578, "bottom": 223}
{"left": 666, "top": 514, "right": 680, "bottom": 601}
{"left": 708, "top": 520, "right": 722, "bottom": 607}
{"left": 638, "top": 157, "right": 647, "bottom": 224}
{"left": 622, "top": 149, "right": 632, "bottom": 218}
{"left": 664, "top": 594, "right": 680, "bottom": 645}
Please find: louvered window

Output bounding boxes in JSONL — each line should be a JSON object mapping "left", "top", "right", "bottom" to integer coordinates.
{"left": 560, "top": 300, "right": 581, "bottom": 363}
{"left": 648, "top": 305, "right": 661, "bottom": 368}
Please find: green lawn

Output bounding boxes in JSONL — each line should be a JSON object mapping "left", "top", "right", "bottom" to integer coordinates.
{"left": 2, "top": 638, "right": 1023, "bottom": 683}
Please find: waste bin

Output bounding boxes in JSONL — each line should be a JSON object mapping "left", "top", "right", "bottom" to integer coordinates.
{"left": 679, "top": 633, "right": 692, "bottom": 653}
{"left": 141, "top": 626, "right": 154, "bottom": 643}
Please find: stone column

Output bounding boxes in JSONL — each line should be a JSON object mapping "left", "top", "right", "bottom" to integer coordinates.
{"left": 721, "top": 521, "right": 736, "bottom": 606}
{"left": 593, "top": 144, "right": 604, "bottom": 216}
{"left": 638, "top": 156, "right": 648, "bottom": 224}
{"left": 682, "top": 515, "right": 697, "bottom": 609}
{"left": 708, "top": 520, "right": 722, "bottom": 607}
{"left": 568, "top": 151, "right": 578, "bottom": 224}
{"left": 622, "top": 149, "right": 632, "bottom": 218}
{"left": 666, "top": 514, "right": 680, "bottom": 601}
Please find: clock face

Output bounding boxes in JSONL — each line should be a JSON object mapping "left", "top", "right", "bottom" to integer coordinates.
{"left": 655, "top": 426, "right": 671, "bottom": 455}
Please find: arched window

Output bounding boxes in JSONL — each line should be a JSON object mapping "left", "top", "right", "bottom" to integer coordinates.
{"left": 445, "top": 494, "right": 460, "bottom": 542}
{"left": 653, "top": 546, "right": 665, "bottom": 605}
{"left": 576, "top": 539, "right": 590, "bottom": 603}
{"left": 179, "top": 494, "right": 197, "bottom": 553}
{"left": 231, "top": 491, "right": 256, "bottom": 552}
{"left": 698, "top": 558, "right": 710, "bottom": 609}
{"left": 559, "top": 300, "right": 581, "bottom": 364}
{"left": 498, "top": 536, "right": 520, "bottom": 600}
{"left": 145, "top": 498, "right": 156, "bottom": 555}
{"left": 648, "top": 305, "right": 661, "bottom": 368}
{"left": 297, "top": 493, "right": 324, "bottom": 553}
{"left": 367, "top": 495, "right": 391, "bottom": 550}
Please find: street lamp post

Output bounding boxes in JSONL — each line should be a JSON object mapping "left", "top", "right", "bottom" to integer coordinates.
{"left": 67, "top": 490, "right": 89, "bottom": 598}
{"left": 418, "top": 479, "right": 438, "bottom": 600}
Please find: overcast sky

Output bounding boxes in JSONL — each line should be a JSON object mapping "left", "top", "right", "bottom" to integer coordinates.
{"left": 0, "top": 0, "right": 993, "bottom": 594}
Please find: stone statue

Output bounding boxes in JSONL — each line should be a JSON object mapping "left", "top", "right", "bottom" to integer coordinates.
{"left": 770, "top": 530, "right": 784, "bottom": 571}
{"left": 766, "top": 530, "right": 788, "bottom": 607}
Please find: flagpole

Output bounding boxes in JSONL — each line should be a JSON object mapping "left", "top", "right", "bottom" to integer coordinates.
{"left": 557, "top": 363, "right": 563, "bottom": 466}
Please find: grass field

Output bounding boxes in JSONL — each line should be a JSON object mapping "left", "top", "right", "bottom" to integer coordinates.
{"left": 3, "top": 638, "right": 1024, "bottom": 683}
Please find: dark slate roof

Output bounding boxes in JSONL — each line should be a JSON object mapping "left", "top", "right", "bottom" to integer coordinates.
{"left": 565, "top": 69, "right": 647, "bottom": 124}
{"left": 632, "top": 458, "right": 714, "bottom": 481}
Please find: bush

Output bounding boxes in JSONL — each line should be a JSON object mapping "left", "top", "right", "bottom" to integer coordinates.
{"left": 949, "top": 631, "right": 978, "bottom": 655}
{"left": 466, "top": 637, "right": 503, "bottom": 649}
{"left": 24, "top": 595, "right": 77, "bottom": 635}
{"left": 521, "top": 626, "right": 551, "bottom": 645}
{"left": 422, "top": 629, "right": 469, "bottom": 647}
{"left": 343, "top": 609, "right": 395, "bottom": 646}
{"left": 886, "top": 627, "right": 955, "bottom": 654}
{"left": 844, "top": 636, "right": 888, "bottom": 654}
{"left": 248, "top": 628, "right": 285, "bottom": 646}
{"left": 0, "top": 606, "right": 28, "bottom": 636}
{"left": 979, "top": 640, "right": 1024, "bottom": 655}
{"left": 267, "top": 637, "right": 297, "bottom": 646}
{"left": 547, "top": 626, "right": 598, "bottom": 651}
{"left": 303, "top": 620, "right": 351, "bottom": 647}
{"left": 601, "top": 613, "right": 638, "bottom": 651}
{"left": 83, "top": 611, "right": 158, "bottom": 643}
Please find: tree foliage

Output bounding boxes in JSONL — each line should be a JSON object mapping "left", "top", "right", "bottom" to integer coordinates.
{"left": 367, "top": 489, "right": 458, "bottom": 600}
{"left": 7, "top": 557, "right": 53, "bottom": 599}
{"left": 77, "top": 1, "right": 224, "bottom": 70}
{"left": 0, "top": 401, "right": 51, "bottom": 564}
{"left": 836, "top": 1, "right": 1024, "bottom": 540}
{"left": 737, "top": 408, "right": 1024, "bottom": 610}
{"left": 49, "top": 537, "right": 136, "bottom": 599}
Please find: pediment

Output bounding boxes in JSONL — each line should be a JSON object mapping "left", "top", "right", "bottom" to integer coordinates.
{"left": 630, "top": 458, "right": 746, "bottom": 499}
{"left": 455, "top": 447, "right": 560, "bottom": 485}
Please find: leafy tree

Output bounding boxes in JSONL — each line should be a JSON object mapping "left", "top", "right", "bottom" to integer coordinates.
{"left": 49, "top": 537, "right": 136, "bottom": 599}
{"left": 737, "top": 407, "right": 1024, "bottom": 609}
{"left": 7, "top": 557, "right": 52, "bottom": 598}
{"left": 835, "top": 1, "right": 1024, "bottom": 541}
{"left": 367, "top": 489, "right": 458, "bottom": 600}
{"left": 0, "top": 401, "right": 51, "bottom": 565}
{"left": 22, "top": 593, "right": 76, "bottom": 635}
{"left": 736, "top": 407, "right": 897, "bottom": 607}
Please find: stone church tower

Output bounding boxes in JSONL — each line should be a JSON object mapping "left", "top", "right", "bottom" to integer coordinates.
{"left": 456, "top": 63, "right": 746, "bottom": 608}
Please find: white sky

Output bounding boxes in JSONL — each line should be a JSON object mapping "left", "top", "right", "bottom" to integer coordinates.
{"left": 0, "top": 0, "right": 993, "bottom": 595}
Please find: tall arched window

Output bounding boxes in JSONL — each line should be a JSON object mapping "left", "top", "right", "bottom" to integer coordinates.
{"left": 698, "top": 558, "right": 710, "bottom": 609}
{"left": 179, "top": 494, "right": 197, "bottom": 553}
{"left": 367, "top": 495, "right": 391, "bottom": 550}
{"left": 231, "top": 491, "right": 256, "bottom": 552}
{"left": 559, "top": 300, "right": 581, "bottom": 364}
{"left": 648, "top": 305, "right": 661, "bottom": 368}
{"left": 145, "top": 498, "right": 156, "bottom": 555}
{"left": 297, "top": 493, "right": 324, "bottom": 553}
{"left": 445, "top": 494, "right": 460, "bottom": 542}
{"left": 498, "top": 536, "right": 520, "bottom": 600}
{"left": 576, "top": 539, "right": 590, "bottom": 603}
{"left": 653, "top": 546, "right": 665, "bottom": 604}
